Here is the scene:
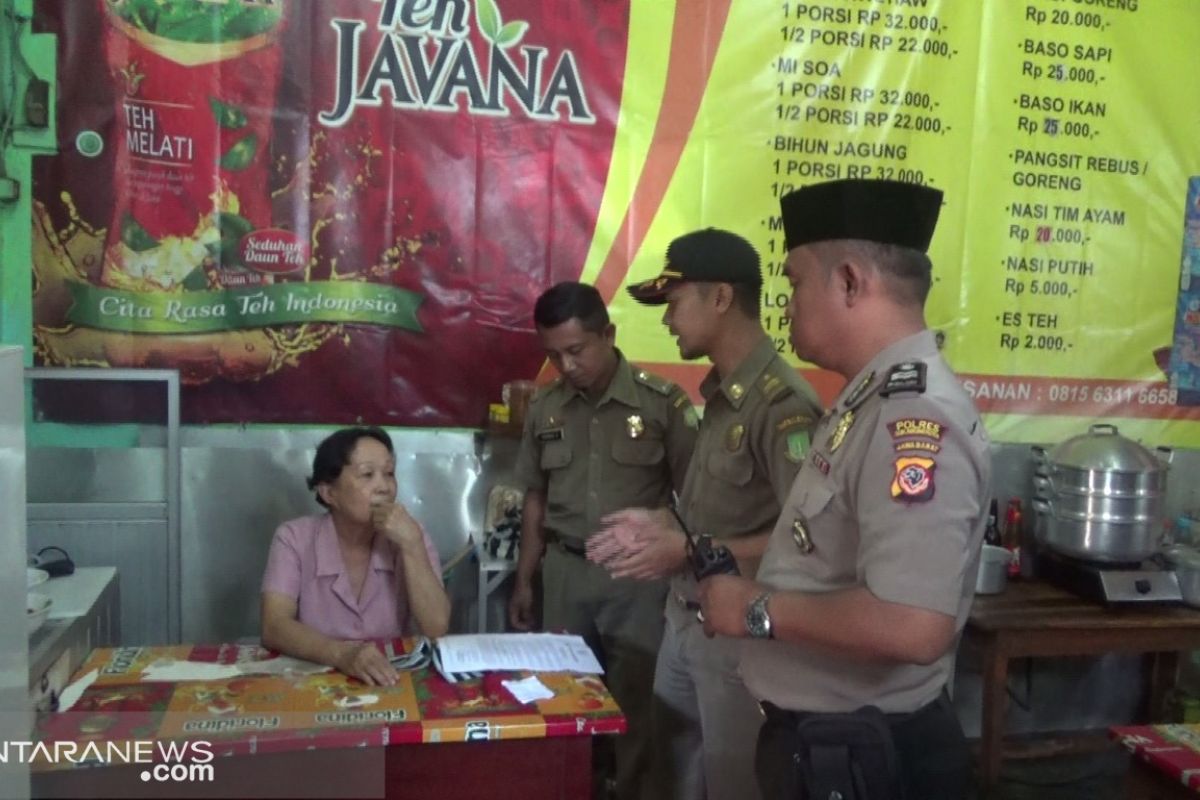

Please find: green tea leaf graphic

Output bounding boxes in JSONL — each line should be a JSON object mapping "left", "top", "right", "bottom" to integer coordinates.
{"left": 219, "top": 134, "right": 258, "bottom": 171}
{"left": 497, "top": 20, "right": 528, "bottom": 48}
{"left": 475, "top": 0, "right": 502, "bottom": 41}
{"left": 217, "top": 212, "right": 254, "bottom": 266}
{"left": 181, "top": 266, "right": 209, "bottom": 292}
{"left": 208, "top": 97, "right": 247, "bottom": 130}
{"left": 119, "top": 212, "right": 158, "bottom": 253}
{"left": 109, "top": 0, "right": 280, "bottom": 43}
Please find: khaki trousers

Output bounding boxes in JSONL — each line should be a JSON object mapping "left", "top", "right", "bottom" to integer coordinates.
{"left": 543, "top": 545, "right": 667, "bottom": 800}
{"left": 652, "top": 599, "right": 764, "bottom": 800}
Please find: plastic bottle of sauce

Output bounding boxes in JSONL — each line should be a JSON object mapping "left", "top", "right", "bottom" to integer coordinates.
{"left": 1003, "top": 498, "right": 1023, "bottom": 578}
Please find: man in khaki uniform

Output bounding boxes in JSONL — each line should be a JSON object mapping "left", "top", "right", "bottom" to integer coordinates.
{"left": 509, "top": 281, "right": 697, "bottom": 800}
{"left": 698, "top": 180, "right": 991, "bottom": 800}
{"left": 595, "top": 229, "right": 821, "bottom": 800}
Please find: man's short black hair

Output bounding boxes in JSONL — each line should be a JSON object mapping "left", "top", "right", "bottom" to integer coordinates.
{"left": 730, "top": 282, "right": 761, "bottom": 317}
{"left": 534, "top": 282, "right": 610, "bottom": 334}
{"left": 307, "top": 427, "right": 393, "bottom": 508}
{"left": 813, "top": 240, "right": 932, "bottom": 306}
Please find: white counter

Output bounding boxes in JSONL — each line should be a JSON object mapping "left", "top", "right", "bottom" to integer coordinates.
{"left": 29, "top": 568, "right": 119, "bottom": 707}
{"left": 43, "top": 567, "right": 117, "bottom": 620}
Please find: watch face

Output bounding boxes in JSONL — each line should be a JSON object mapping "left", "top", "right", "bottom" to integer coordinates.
{"left": 746, "top": 595, "right": 771, "bottom": 639}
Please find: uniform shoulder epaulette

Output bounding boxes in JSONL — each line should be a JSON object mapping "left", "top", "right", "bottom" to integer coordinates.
{"left": 633, "top": 369, "right": 673, "bottom": 397}
{"left": 879, "top": 361, "right": 927, "bottom": 397}
{"left": 531, "top": 377, "right": 563, "bottom": 404}
{"left": 758, "top": 369, "right": 796, "bottom": 404}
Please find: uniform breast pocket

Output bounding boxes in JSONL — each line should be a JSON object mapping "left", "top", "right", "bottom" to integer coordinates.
{"left": 540, "top": 441, "right": 573, "bottom": 471}
{"left": 611, "top": 438, "right": 665, "bottom": 467}
{"left": 540, "top": 440, "right": 575, "bottom": 511}
{"left": 706, "top": 449, "right": 754, "bottom": 487}
{"left": 796, "top": 478, "right": 835, "bottom": 520}
{"left": 786, "top": 477, "right": 838, "bottom": 558}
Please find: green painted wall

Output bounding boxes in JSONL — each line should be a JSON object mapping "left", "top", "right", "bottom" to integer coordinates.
{"left": 0, "top": 0, "right": 55, "bottom": 358}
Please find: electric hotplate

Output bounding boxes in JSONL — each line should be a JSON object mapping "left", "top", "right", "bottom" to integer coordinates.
{"left": 1037, "top": 550, "right": 1182, "bottom": 605}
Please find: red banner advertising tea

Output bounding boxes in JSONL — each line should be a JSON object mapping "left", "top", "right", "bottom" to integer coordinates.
{"left": 33, "top": 0, "right": 629, "bottom": 425}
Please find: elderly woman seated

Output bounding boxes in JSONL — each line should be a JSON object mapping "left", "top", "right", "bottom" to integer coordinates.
{"left": 261, "top": 427, "right": 451, "bottom": 685}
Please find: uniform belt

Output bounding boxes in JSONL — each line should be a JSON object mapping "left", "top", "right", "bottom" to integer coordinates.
{"left": 556, "top": 539, "right": 587, "bottom": 557}
{"left": 759, "top": 693, "right": 947, "bottom": 728}
{"left": 672, "top": 590, "right": 701, "bottom": 611}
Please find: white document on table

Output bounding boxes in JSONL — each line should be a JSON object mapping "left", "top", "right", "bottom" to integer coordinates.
{"left": 236, "top": 655, "right": 332, "bottom": 676}
{"left": 502, "top": 675, "right": 556, "bottom": 704}
{"left": 56, "top": 669, "right": 98, "bottom": 712}
{"left": 435, "top": 633, "right": 603, "bottom": 674}
{"left": 141, "top": 661, "right": 242, "bottom": 682}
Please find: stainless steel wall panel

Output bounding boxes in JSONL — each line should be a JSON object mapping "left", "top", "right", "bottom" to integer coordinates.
{"left": 26, "top": 448, "right": 166, "bottom": 503}
{"left": 24, "top": 520, "right": 168, "bottom": 646}
{"left": 28, "top": 502, "right": 165, "bottom": 521}
{"left": 180, "top": 445, "right": 324, "bottom": 644}
{"left": 178, "top": 426, "right": 481, "bottom": 454}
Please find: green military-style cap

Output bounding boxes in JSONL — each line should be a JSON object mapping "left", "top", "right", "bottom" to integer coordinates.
{"left": 627, "top": 228, "right": 762, "bottom": 306}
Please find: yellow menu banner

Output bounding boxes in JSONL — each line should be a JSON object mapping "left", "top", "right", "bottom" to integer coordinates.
{"left": 590, "top": 0, "right": 1200, "bottom": 445}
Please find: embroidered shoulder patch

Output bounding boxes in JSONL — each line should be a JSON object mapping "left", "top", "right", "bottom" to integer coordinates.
{"left": 777, "top": 414, "right": 813, "bottom": 432}
{"left": 895, "top": 440, "right": 941, "bottom": 455}
{"left": 888, "top": 418, "right": 944, "bottom": 440}
{"left": 786, "top": 431, "right": 811, "bottom": 463}
{"left": 891, "top": 456, "right": 936, "bottom": 502}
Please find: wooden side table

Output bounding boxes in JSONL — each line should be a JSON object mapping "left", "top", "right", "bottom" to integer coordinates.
{"left": 966, "top": 580, "right": 1200, "bottom": 794}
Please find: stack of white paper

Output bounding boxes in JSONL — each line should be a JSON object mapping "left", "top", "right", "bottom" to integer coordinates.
{"left": 435, "top": 633, "right": 603, "bottom": 674}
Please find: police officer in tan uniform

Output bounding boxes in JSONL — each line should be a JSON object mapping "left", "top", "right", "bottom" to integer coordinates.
{"left": 698, "top": 180, "right": 991, "bottom": 799}
{"left": 594, "top": 229, "right": 821, "bottom": 800}
{"left": 509, "top": 282, "right": 698, "bottom": 800}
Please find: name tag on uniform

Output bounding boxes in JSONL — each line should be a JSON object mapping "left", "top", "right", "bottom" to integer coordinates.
{"left": 536, "top": 428, "right": 564, "bottom": 442}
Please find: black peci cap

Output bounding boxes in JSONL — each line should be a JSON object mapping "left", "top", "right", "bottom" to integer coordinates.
{"left": 779, "top": 179, "right": 943, "bottom": 252}
{"left": 627, "top": 228, "right": 762, "bottom": 305}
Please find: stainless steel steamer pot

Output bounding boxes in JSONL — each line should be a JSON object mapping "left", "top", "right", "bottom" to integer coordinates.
{"left": 1031, "top": 424, "right": 1170, "bottom": 563}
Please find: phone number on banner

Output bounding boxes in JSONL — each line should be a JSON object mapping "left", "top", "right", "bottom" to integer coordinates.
{"left": 960, "top": 376, "right": 1196, "bottom": 420}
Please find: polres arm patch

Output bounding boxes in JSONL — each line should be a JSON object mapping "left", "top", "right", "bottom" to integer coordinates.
{"left": 890, "top": 456, "right": 936, "bottom": 502}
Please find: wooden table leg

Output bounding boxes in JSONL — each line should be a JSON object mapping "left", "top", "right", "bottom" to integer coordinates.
{"left": 1147, "top": 651, "right": 1180, "bottom": 721}
{"left": 979, "top": 635, "right": 1009, "bottom": 795}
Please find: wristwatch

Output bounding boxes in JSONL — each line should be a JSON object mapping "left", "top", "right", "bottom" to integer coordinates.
{"left": 745, "top": 592, "right": 773, "bottom": 639}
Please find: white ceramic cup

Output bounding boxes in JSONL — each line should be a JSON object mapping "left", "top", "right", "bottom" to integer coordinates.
{"left": 976, "top": 545, "right": 1012, "bottom": 595}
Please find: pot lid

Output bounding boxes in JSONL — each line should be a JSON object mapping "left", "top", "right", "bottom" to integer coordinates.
{"left": 1046, "top": 424, "right": 1166, "bottom": 473}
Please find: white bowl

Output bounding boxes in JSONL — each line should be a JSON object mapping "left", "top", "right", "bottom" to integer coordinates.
{"left": 26, "top": 567, "right": 49, "bottom": 589}
{"left": 27, "top": 592, "right": 52, "bottom": 636}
